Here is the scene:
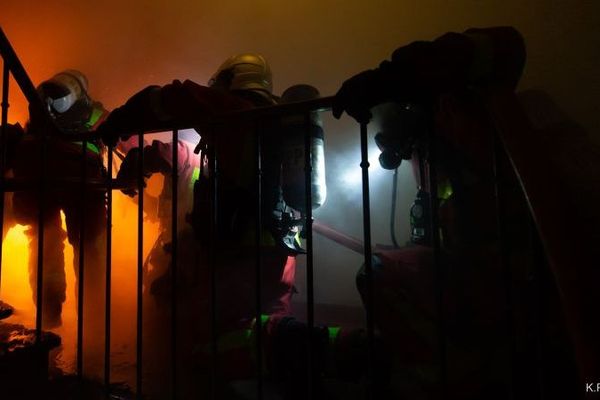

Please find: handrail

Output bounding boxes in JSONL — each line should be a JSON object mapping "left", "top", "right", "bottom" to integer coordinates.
{"left": 79, "top": 96, "right": 335, "bottom": 142}
{"left": 0, "top": 25, "right": 55, "bottom": 127}
{"left": 1, "top": 25, "right": 334, "bottom": 144}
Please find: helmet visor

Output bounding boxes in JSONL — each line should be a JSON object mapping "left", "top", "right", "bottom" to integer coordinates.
{"left": 49, "top": 93, "right": 77, "bottom": 113}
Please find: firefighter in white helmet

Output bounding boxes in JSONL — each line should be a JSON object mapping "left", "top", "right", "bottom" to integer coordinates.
{"left": 13, "top": 70, "right": 108, "bottom": 340}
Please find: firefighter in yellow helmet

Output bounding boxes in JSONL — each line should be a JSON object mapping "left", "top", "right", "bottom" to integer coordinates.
{"left": 100, "top": 52, "right": 347, "bottom": 398}
{"left": 208, "top": 53, "right": 274, "bottom": 98}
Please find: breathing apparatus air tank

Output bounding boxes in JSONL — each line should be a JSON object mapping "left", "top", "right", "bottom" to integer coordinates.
{"left": 279, "top": 84, "right": 327, "bottom": 212}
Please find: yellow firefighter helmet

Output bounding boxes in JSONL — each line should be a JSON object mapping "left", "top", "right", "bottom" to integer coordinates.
{"left": 208, "top": 53, "right": 273, "bottom": 95}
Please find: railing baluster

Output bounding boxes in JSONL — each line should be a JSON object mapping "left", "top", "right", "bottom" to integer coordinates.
{"left": 492, "top": 130, "right": 515, "bottom": 399}
{"left": 254, "top": 121, "right": 263, "bottom": 400}
{"left": 171, "top": 129, "right": 179, "bottom": 399}
{"left": 77, "top": 139, "right": 87, "bottom": 378}
{"left": 530, "top": 214, "right": 546, "bottom": 400}
{"left": 0, "top": 62, "right": 9, "bottom": 293}
{"left": 35, "top": 119, "right": 47, "bottom": 342}
{"left": 105, "top": 146, "right": 113, "bottom": 394}
{"left": 0, "top": 28, "right": 47, "bottom": 122}
{"left": 359, "top": 122, "right": 375, "bottom": 399}
{"left": 136, "top": 131, "right": 144, "bottom": 398}
{"left": 209, "top": 128, "right": 218, "bottom": 400}
{"left": 304, "top": 113, "right": 315, "bottom": 400}
{"left": 425, "top": 116, "right": 446, "bottom": 396}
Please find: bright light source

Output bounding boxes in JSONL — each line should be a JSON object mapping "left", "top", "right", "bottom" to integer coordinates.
{"left": 341, "top": 168, "right": 362, "bottom": 186}
{"left": 340, "top": 144, "right": 383, "bottom": 187}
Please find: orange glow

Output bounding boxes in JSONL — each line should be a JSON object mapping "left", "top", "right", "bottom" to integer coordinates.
{"left": 1, "top": 223, "right": 35, "bottom": 325}
{"left": 0, "top": 209, "right": 78, "bottom": 371}
{"left": 0, "top": 178, "right": 161, "bottom": 382}
{"left": 108, "top": 188, "right": 160, "bottom": 385}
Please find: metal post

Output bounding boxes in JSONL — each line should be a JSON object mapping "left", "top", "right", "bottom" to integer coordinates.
{"left": 425, "top": 116, "right": 446, "bottom": 396}
{"left": 254, "top": 122, "right": 263, "bottom": 400}
{"left": 0, "top": 28, "right": 47, "bottom": 118}
{"left": 359, "top": 122, "right": 375, "bottom": 399}
{"left": 35, "top": 120, "right": 48, "bottom": 343}
{"left": 209, "top": 129, "right": 218, "bottom": 400}
{"left": 530, "top": 214, "right": 546, "bottom": 400}
{"left": 491, "top": 130, "right": 515, "bottom": 399}
{"left": 77, "top": 140, "right": 87, "bottom": 378}
{"left": 171, "top": 129, "right": 179, "bottom": 399}
{"left": 390, "top": 168, "right": 400, "bottom": 248}
{"left": 105, "top": 147, "right": 113, "bottom": 394}
{"left": 304, "top": 114, "right": 315, "bottom": 400}
{"left": 136, "top": 132, "right": 144, "bottom": 398}
{"left": 0, "top": 62, "right": 9, "bottom": 292}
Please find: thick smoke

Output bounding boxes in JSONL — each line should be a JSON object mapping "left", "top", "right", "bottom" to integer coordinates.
{"left": 1, "top": 0, "right": 599, "bottom": 390}
{"left": 295, "top": 112, "right": 416, "bottom": 308}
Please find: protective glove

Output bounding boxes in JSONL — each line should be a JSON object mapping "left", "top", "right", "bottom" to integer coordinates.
{"left": 115, "top": 147, "right": 147, "bottom": 197}
{"left": 332, "top": 69, "right": 391, "bottom": 124}
{"left": 96, "top": 107, "right": 130, "bottom": 147}
{"left": 97, "top": 85, "right": 163, "bottom": 147}
{"left": 332, "top": 38, "right": 465, "bottom": 124}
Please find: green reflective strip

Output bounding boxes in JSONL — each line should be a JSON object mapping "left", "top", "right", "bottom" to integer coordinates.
{"left": 85, "top": 107, "right": 104, "bottom": 130}
{"left": 438, "top": 179, "right": 453, "bottom": 201}
{"left": 328, "top": 326, "right": 341, "bottom": 345}
{"left": 190, "top": 166, "right": 200, "bottom": 191}
{"left": 246, "top": 314, "right": 270, "bottom": 342}
{"left": 248, "top": 314, "right": 270, "bottom": 334}
{"left": 74, "top": 141, "right": 101, "bottom": 155}
{"left": 87, "top": 142, "right": 100, "bottom": 155}
{"left": 260, "top": 314, "right": 269, "bottom": 325}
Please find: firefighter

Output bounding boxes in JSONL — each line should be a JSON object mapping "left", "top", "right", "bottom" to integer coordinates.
{"left": 98, "top": 54, "right": 294, "bottom": 315}
{"left": 11, "top": 70, "right": 108, "bottom": 370}
{"left": 114, "top": 129, "right": 200, "bottom": 294}
{"left": 99, "top": 54, "right": 375, "bottom": 398}
{"left": 98, "top": 54, "right": 306, "bottom": 395}
{"left": 331, "top": 27, "right": 585, "bottom": 398}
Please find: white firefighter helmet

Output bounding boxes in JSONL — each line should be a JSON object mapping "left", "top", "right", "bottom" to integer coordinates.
{"left": 208, "top": 53, "right": 273, "bottom": 95}
{"left": 38, "top": 69, "right": 89, "bottom": 114}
